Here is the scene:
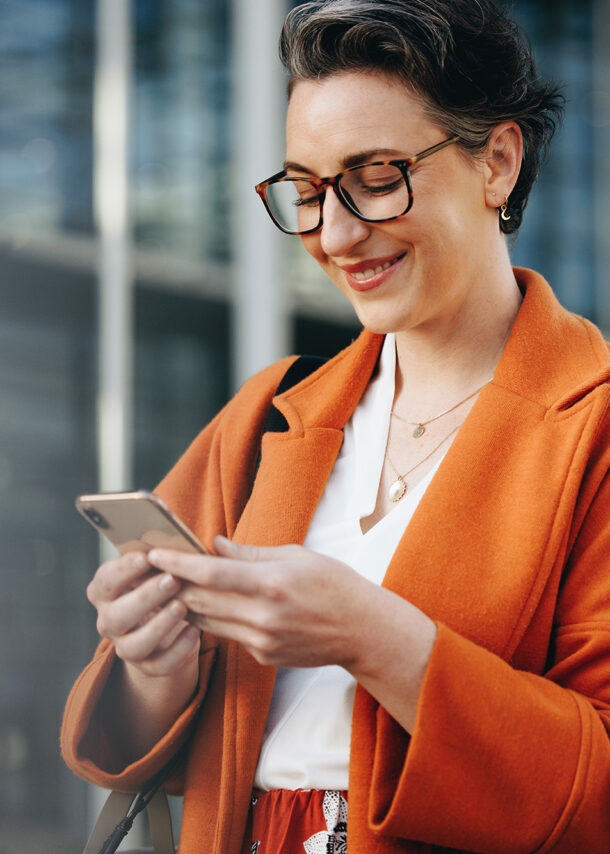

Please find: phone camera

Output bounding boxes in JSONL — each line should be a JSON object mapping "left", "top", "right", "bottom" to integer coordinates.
{"left": 83, "top": 508, "right": 109, "bottom": 530}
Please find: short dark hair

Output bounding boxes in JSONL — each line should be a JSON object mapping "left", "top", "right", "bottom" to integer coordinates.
{"left": 280, "top": 0, "right": 565, "bottom": 234}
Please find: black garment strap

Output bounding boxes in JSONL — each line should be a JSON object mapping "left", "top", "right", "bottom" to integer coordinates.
{"left": 252, "top": 354, "right": 327, "bottom": 484}
{"left": 263, "top": 355, "right": 328, "bottom": 434}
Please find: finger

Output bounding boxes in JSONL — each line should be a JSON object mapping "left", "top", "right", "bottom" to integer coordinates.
{"left": 176, "top": 581, "right": 241, "bottom": 619}
{"left": 114, "top": 597, "right": 192, "bottom": 663}
{"left": 87, "top": 551, "right": 151, "bottom": 606}
{"left": 155, "top": 615, "right": 193, "bottom": 651}
{"left": 148, "top": 548, "right": 262, "bottom": 595}
{"left": 96, "top": 572, "right": 182, "bottom": 639}
{"left": 129, "top": 623, "right": 202, "bottom": 677}
{"left": 149, "top": 623, "right": 202, "bottom": 670}
{"left": 212, "top": 536, "right": 303, "bottom": 563}
{"left": 179, "top": 611, "right": 274, "bottom": 665}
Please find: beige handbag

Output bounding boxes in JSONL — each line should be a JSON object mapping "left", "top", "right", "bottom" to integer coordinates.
{"left": 81, "top": 745, "right": 179, "bottom": 854}
{"left": 82, "top": 785, "right": 175, "bottom": 854}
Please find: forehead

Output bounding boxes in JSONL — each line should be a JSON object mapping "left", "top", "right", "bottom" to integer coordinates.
{"left": 285, "top": 71, "right": 434, "bottom": 161}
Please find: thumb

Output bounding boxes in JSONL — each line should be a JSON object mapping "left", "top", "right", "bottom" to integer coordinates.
{"left": 212, "top": 536, "right": 302, "bottom": 562}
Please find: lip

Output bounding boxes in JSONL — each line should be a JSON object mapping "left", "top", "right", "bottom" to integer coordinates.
{"left": 339, "top": 253, "right": 406, "bottom": 293}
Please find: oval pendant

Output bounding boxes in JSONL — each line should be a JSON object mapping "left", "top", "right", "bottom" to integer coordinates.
{"left": 388, "top": 476, "right": 407, "bottom": 503}
{"left": 412, "top": 424, "right": 425, "bottom": 439}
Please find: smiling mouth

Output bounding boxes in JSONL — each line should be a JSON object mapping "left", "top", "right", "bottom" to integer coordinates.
{"left": 349, "top": 256, "right": 403, "bottom": 282}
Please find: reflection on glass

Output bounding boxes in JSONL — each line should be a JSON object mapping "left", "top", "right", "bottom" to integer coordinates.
{"left": 0, "top": 0, "right": 95, "bottom": 238}
{"left": 503, "top": 0, "right": 595, "bottom": 318}
{"left": 133, "top": 0, "right": 231, "bottom": 261}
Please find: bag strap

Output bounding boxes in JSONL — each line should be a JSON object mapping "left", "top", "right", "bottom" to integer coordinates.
{"left": 83, "top": 353, "right": 327, "bottom": 854}
{"left": 147, "top": 791, "right": 175, "bottom": 854}
{"left": 83, "top": 742, "right": 181, "bottom": 854}
{"left": 82, "top": 788, "right": 174, "bottom": 854}
{"left": 82, "top": 791, "right": 133, "bottom": 854}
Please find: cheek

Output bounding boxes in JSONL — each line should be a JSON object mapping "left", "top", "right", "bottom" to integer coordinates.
{"left": 300, "top": 234, "right": 324, "bottom": 265}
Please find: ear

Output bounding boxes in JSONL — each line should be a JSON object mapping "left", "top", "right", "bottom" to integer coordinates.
{"left": 483, "top": 122, "right": 523, "bottom": 210}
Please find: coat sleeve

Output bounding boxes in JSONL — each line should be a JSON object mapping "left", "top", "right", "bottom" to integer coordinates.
{"left": 357, "top": 472, "right": 610, "bottom": 853}
{"left": 60, "top": 357, "right": 296, "bottom": 793}
{"left": 60, "top": 637, "right": 217, "bottom": 794}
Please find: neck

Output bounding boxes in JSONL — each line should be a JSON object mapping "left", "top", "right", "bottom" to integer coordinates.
{"left": 393, "top": 270, "right": 522, "bottom": 404}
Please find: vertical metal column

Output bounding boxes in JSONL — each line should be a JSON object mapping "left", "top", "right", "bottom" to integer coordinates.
{"left": 94, "top": 0, "right": 134, "bottom": 493}
{"left": 90, "top": 0, "right": 139, "bottom": 845}
{"left": 593, "top": 0, "right": 610, "bottom": 330}
{"left": 232, "top": 0, "right": 289, "bottom": 390}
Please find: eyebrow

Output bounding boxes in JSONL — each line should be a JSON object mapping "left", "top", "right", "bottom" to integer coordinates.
{"left": 283, "top": 148, "right": 405, "bottom": 175}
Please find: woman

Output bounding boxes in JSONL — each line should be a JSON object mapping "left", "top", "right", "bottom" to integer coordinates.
{"left": 62, "top": 1, "right": 610, "bottom": 852}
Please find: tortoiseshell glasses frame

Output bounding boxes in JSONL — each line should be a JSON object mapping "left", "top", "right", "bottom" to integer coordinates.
{"left": 254, "top": 136, "right": 460, "bottom": 235}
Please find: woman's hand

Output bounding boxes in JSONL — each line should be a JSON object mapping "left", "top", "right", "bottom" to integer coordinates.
{"left": 151, "top": 536, "right": 368, "bottom": 669}
{"left": 149, "top": 536, "right": 438, "bottom": 732}
{"left": 86, "top": 551, "right": 203, "bottom": 759}
{"left": 87, "top": 550, "right": 201, "bottom": 677}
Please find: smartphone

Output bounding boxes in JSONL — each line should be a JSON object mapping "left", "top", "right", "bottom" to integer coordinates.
{"left": 75, "top": 490, "right": 208, "bottom": 555}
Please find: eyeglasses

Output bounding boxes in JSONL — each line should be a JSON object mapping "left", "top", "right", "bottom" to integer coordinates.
{"left": 255, "top": 136, "right": 459, "bottom": 235}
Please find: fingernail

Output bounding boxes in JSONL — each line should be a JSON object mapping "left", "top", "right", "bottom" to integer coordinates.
{"left": 187, "top": 625, "right": 202, "bottom": 643}
{"left": 213, "top": 535, "right": 234, "bottom": 551}
{"left": 159, "top": 573, "right": 178, "bottom": 592}
{"left": 131, "top": 552, "right": 147, "bottom": 570}
{"left": 168, "top": 599, "right": 185, "bottom": 617}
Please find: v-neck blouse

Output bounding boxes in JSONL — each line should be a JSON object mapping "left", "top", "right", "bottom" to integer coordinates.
{"left": 253, "top": 335, "right": 443, "bottom": 792}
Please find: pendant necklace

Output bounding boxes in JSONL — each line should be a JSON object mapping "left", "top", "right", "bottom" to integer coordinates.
{"left": 385, "top": 422, "right": 462, "bottom": 503}
{"left": 391, "top": 378, "right": 492, "bottom": 439}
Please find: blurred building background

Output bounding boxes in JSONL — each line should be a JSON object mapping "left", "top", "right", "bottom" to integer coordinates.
{"left": 0, "top": 0, "right": 608, "bottom": 851}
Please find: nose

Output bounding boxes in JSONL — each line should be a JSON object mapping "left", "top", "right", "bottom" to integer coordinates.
{"left": 318, "top": 188, "right": 370, "bottom": 256}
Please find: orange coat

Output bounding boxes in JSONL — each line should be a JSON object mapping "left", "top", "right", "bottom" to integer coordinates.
{"left": 62, "top": 269, "right": 610, "bottom": 853}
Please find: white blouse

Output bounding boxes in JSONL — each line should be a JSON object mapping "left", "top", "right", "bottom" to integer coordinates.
{"left": 253, "top": 335, "right": 443, "bottom": 791}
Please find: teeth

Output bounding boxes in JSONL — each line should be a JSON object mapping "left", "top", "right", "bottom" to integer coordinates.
{"left": 352, "top": 260, "right": 393, "bottom": 281}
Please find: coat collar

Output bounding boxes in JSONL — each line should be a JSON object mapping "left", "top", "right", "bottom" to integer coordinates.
{"left": 492, "top": 267, "right": 610, "bottom": 407}
{"left": 273, "top": 327, "right": 384, "bottom": 432}
{"left": 275, "top": 267, "right": 610, "bottom": 433}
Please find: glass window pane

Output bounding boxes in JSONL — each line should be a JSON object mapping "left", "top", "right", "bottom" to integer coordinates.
{"left": 0, "top": 0, "right": 95, "bottom": 239}
{"left": 133, "top": 0, "right": 231, "bottom": 262}
{"left": 501, "top": 0, "right": 596, "bottom": 318}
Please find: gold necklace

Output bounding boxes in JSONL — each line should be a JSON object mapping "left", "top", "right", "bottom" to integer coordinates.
{"left": 391, "top": 378, "right": 492, "bottom": 439}
{"left": 385, "top": 422, "right": 462, "bottom": 503}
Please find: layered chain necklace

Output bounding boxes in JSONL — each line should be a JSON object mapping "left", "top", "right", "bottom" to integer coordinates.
{"left": 390, "top": 378, "right": 491, "bottom": 439}
{"left": 385, "top": 378, "right": 492, "bottom": 503}
{"left": 385, "top": 423, "right": 462, "bottom": 503}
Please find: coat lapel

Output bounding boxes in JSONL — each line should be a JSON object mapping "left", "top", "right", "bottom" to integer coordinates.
{"left": 383, "top": 269, "right": 610, "bottom": 659}
{"left": 234, "top": 329, "right": 384, "bottom": 547}
{"left": 383, "top": 379, "right": 610, "bottom": 659}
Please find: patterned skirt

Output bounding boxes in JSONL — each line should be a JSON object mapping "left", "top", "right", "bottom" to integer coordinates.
{"left": 250, "top": 789, "right": 348, "bottom": 853}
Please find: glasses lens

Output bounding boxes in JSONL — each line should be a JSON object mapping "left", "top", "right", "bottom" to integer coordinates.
{"left": 265, "top": 178, "right": 321, "bottom": 234}
{"left": 339, "top": 164, "right": 410, "bottom": 220}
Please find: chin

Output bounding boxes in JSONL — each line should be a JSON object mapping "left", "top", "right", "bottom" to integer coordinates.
{"left": 354, "top": 313, "right": 403, "bottom": 336}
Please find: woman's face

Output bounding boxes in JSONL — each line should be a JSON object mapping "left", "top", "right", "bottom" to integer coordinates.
{"left": 285, "top": 72, "right": 503, "bottom": 338}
